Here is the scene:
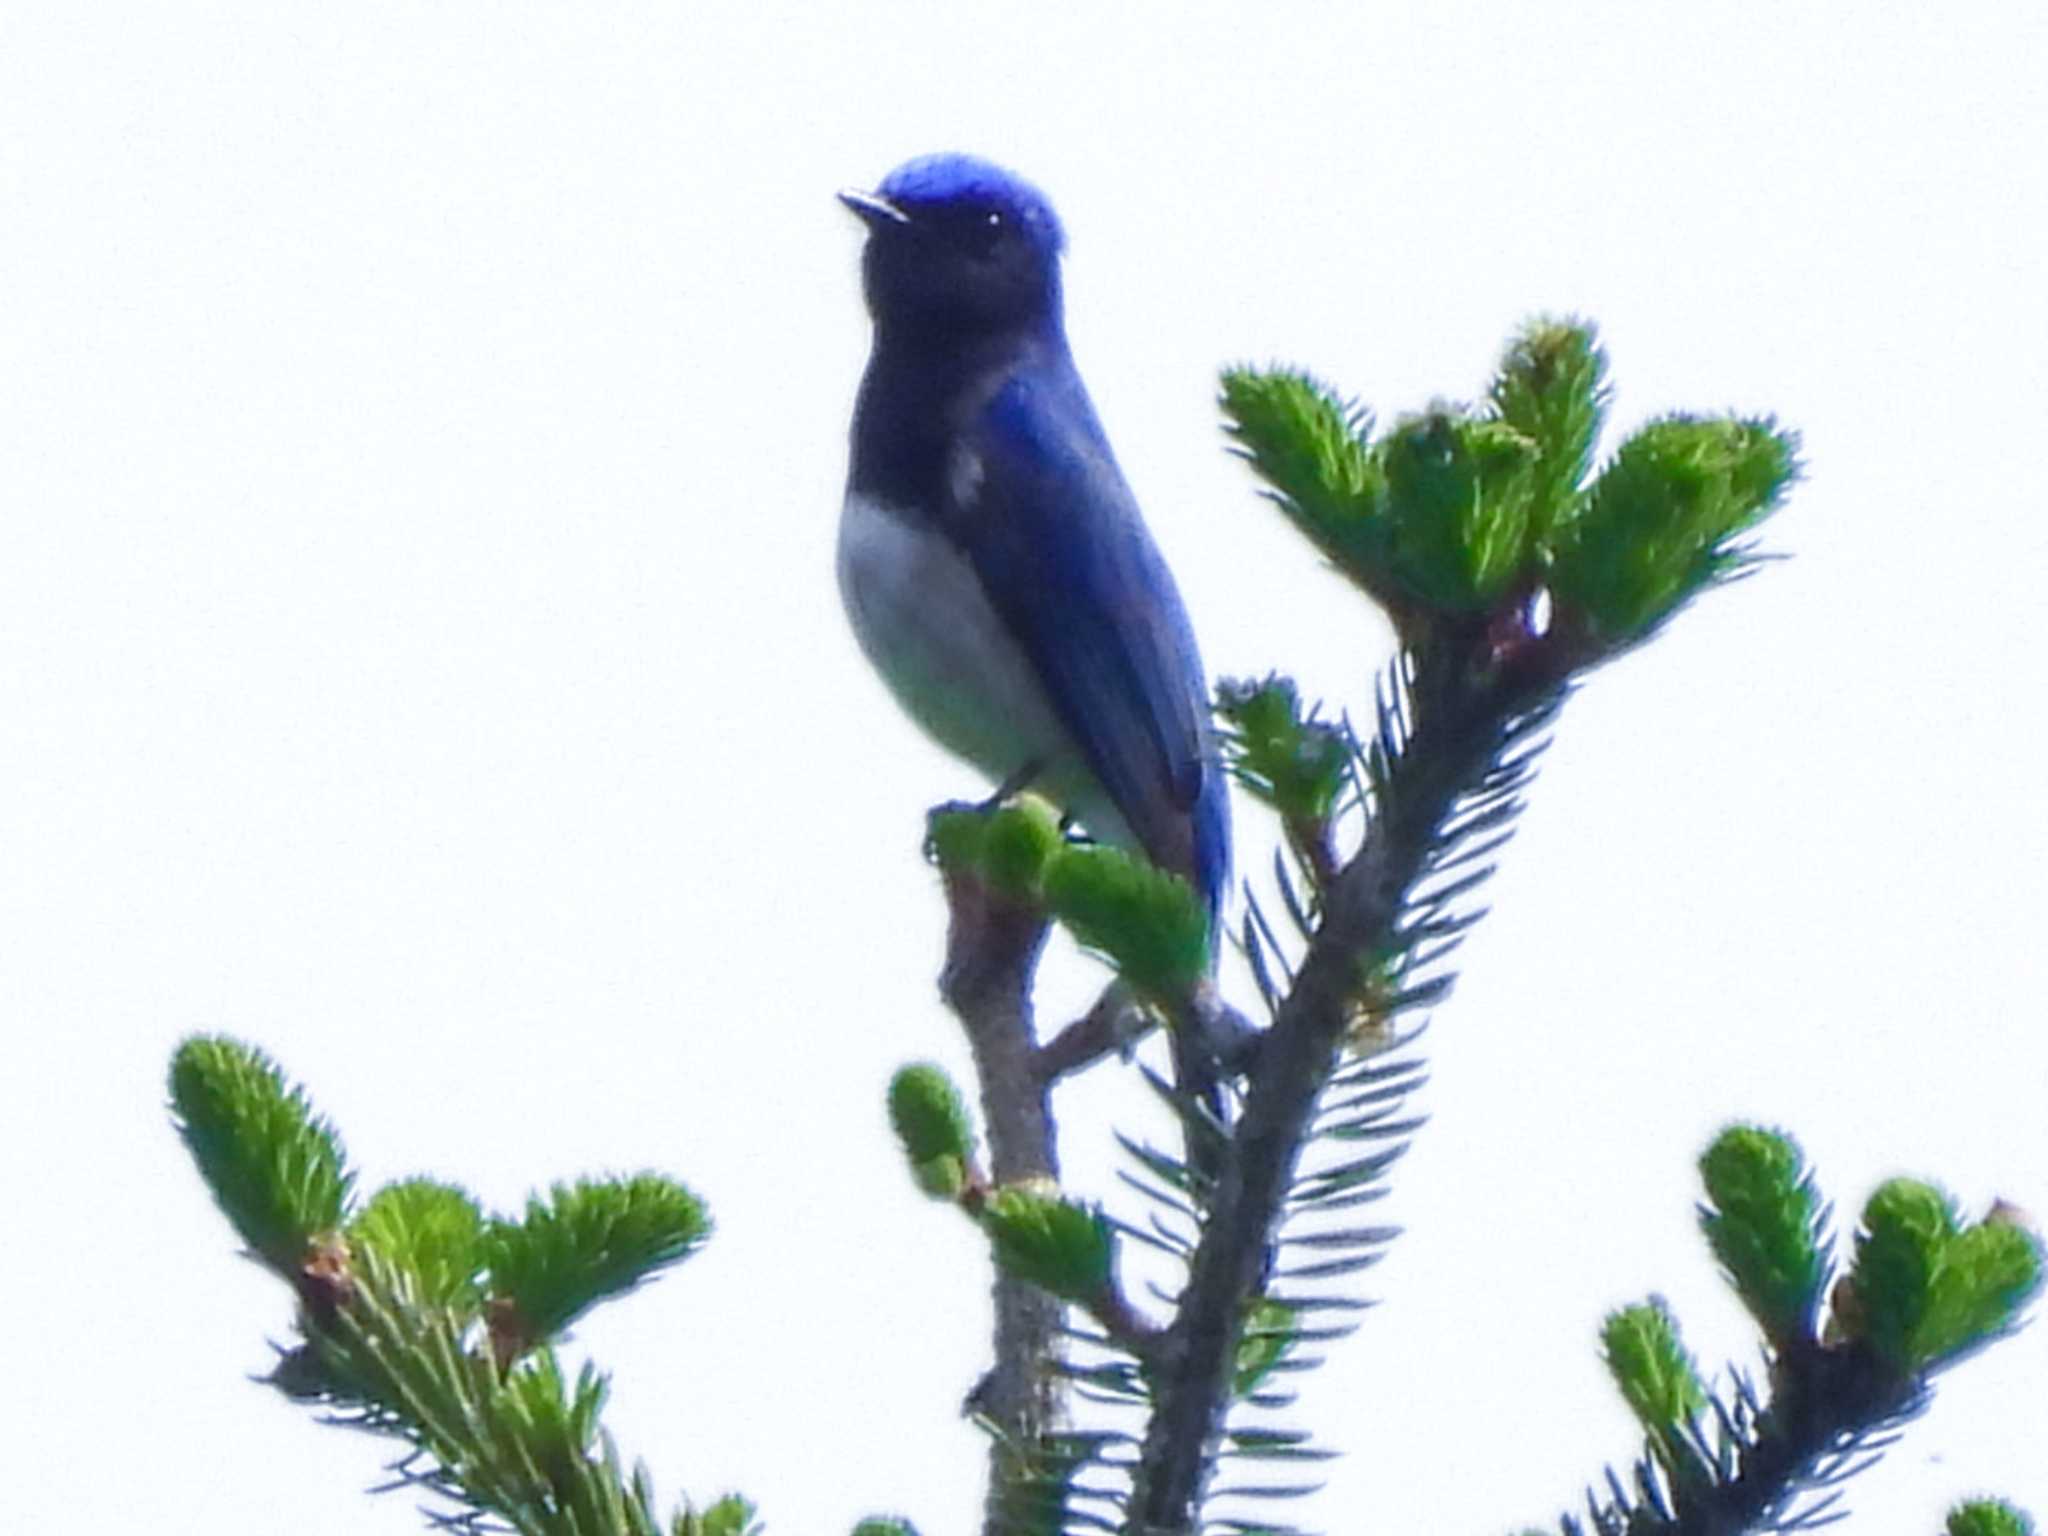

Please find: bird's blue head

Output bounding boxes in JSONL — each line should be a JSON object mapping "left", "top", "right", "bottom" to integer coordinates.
{"left": 840, "top": 154, "right": 1067, "bottom": 343}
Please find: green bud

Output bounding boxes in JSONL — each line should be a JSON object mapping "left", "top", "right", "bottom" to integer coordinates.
{"left": 1850, "top": 1177, "right": 1960, "bottom": 1371}
{"left": 1698, "top": 1125, "right": 1826, "bottom": 1346}
{"left": 484, "top": 1174, "right": 710, "bottom": 1350}
{"left": 981, "top": 1184, "right": 1115, "bottom": 1302}
{"left": 927, "top": 805, "right": 989, "bottom": 872}
{"left": 1488, "top": 317, "right": 1610, "bottom": 537}
{"left": 1549, "top": 414, "right": 1798, "bottom": 644}
{"left": 888, "top": 1064, "right": 976, "bottom": 1201}
{"left": 849, "top": 1520, "right": 919, "bottom": 1536}
{"left": 927, "top": 798, "right": 1063, "bottom": 898}
{"left": 168, "top": 1035, "right": 353, "bottom": 1276}
{"left": 349, "top": 1178, "right": 485, "bottom": 1314}
{"left": 902, "top": 1157, "right": 962, "bottom": 1200}
{"left": 1219, "top": 367, "right": 1396, "bottom": 607}
{"left": 1381, "top": 409, "right": 1538, "bottom": 610}
{"left": 1214, "top": 674, "right": 1349, "bottom": 826}
{"left": 1948, "top": 1500, "right": 2035, "bottom": 1536}
{"left": 1042, "top": 843, "right": 1210, "bottom": 1001}
{"left": 981, "top": 798, "right": 1064, "bottom": 894}
{"left": 1837, "top": 1179, "right": 2042, "bottom": 1370}
{"left": 1601, "top": 1299, "right": 1707, "bottom": 1456}
{"left": 1911, "top": 1214, "right": 2043, "bottom": 1366}
{"left": 683, "top": 1496, "right": 761, "bottom": 1536}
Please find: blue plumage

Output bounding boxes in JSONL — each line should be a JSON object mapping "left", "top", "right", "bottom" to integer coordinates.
{"left": 838, "top": 153, "right": 1230, "bottom": 929}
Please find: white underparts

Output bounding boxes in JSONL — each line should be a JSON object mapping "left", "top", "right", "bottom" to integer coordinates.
{"left": 837, "top": 491, "right": 1137, "bottom": 850}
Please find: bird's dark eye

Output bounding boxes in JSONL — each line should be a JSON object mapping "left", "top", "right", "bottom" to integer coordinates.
{"left": 962, "top": 207, "right": 1006, "bottom": 257}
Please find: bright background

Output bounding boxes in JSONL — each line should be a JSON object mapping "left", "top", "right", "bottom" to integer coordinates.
{"left": 6, "top": 5, "right": 2045, "bottom": 1533}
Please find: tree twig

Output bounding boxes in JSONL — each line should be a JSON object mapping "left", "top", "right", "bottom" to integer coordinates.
{"left": 1130, "top": 646, "right": 1566, "bottom": 1533}
{"left": 1034, "top": 981, "right": 1150, "bottom": 1084}
{"left": 936, "top": 860, "right": 1066, "bottom": 1530}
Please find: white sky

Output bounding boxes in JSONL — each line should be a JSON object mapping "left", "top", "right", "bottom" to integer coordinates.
{"left": 6, "top": 5, "right": 2046, "bottom": 1534}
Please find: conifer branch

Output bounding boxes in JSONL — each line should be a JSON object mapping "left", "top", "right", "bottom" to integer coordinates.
{"left": 167, "top": 317, "right": 2044, "bottom": 1536}
{"left": 933, "top": 846, "right": 1070, "bottom": 1522}
{"left": 1130, "top": 636, "right": 1567, "bottom": 1532}
{"left": 1563, "top": 1140, "right": 2042, "bottom": 1536}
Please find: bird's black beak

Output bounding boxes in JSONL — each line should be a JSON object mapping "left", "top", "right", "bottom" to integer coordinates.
{"left": 838, "top": 187, "right": 910, "bottom": 230}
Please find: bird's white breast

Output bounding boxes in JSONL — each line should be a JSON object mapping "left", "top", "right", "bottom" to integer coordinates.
{"left": 836, "top": 490, "right": 1133, "bottom": 847}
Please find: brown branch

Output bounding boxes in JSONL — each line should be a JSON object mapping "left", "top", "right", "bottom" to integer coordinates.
{"left": 935, "top": 861, "right": 1066, "bottom": 1529}
{"left": 1086, "top": 1280, "right": 1167, "bottom": 1358}
{"left": 1033, "top": 981, "right": 1152, "bottom": 1084}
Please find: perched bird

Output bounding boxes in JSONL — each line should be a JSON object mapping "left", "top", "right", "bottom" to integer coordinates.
{"left": 836, "top": 153, "right": 1231, "bottom": 938}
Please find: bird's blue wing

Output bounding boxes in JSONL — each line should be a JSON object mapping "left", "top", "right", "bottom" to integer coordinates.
{"left": 946, "top": 361, "right": 1230, "bottom": 913}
